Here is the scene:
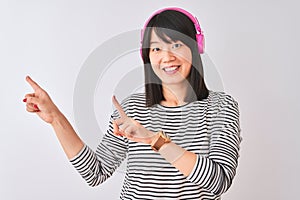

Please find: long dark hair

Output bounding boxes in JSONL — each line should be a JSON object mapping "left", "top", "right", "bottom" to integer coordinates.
{"left": 141, "top": 10, "right": 209, "bottom": 107}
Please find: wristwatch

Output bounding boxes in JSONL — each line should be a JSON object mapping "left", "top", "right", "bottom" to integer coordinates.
{"left": 151, "top": 131, "right": 171, "bottom": 152}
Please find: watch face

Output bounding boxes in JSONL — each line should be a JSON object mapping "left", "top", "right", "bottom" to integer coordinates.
{"left": 151, "top": 131, "right": 171, "bottom": 151}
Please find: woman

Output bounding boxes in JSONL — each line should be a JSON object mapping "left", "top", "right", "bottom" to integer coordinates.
{"left": 23, "top": 7, "right": 241, "bottom": 200}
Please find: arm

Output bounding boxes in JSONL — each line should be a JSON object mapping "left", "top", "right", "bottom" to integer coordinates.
{"left": 24, "top": 76, "right": 84, "bottom": 159}
{"left": 24, "top": 76, "right": 127, "bottom": 187}
{"left": 111, "top": 96, "right": 198, "bottom": 176}
{"left": 69, "top": 120, "right": 128, "bottom": 187}
{"left": 112, "top": 94, "right": 241, "bottom": 195}
{"left": 159, "top": 95, "right": 241, "bottom": 195}
{"left": 50, "top": 110, "right": 84, "bottom": 159}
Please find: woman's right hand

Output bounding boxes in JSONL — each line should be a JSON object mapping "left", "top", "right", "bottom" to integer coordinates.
{"left": 23, "top": 76, "right": 60, "bottom": 124}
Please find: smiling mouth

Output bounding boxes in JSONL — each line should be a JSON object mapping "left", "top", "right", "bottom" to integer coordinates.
{"left": 163, "top": 66, "right": 180, "bottom": 73}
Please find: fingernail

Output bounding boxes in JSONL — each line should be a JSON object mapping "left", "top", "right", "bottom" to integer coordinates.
{"left": 23, "top": 98, "right": 27, "bottom": 102}
{"left": 34, "top": 104, "right": 39, "bottom": 109}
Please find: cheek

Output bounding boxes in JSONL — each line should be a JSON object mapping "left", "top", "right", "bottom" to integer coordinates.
{"left": 174, "top": 48, "right": 192, "bottom": 65}
{"left": 151, "top": 64, "right": 160, "bottom": 74}
{"left": 149, "top": 55, "right": 160, "bottom": 70}
{"left": 181, "top": 51, "right": 192, "bottom": 65}
{"left": 149, "top": 54, "right": 157, "bottom": 64}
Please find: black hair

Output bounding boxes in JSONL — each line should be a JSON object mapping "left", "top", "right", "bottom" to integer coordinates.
{"left": 141, "top": 10, "right": 209, "bottom": 107}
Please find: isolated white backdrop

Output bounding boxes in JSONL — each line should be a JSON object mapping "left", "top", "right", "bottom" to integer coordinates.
{"left": 1, "top": 0, "right": 299, "bottom": 199}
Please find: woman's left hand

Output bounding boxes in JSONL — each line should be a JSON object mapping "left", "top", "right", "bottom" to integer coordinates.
{"left": 112, "top": 96, "right": 156, "bottom": 144}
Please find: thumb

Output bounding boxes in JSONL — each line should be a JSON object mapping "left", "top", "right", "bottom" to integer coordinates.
{"left": 26, "top": 96, "right": 40, "bottom": 106}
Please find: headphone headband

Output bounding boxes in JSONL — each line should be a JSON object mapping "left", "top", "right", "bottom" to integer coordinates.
{"left": 140, "top": 7, "right": 205, "bottom": 57}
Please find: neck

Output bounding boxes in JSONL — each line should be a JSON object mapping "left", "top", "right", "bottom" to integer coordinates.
{"left": 161, "top": 82, "right": 189, "bottom": 107}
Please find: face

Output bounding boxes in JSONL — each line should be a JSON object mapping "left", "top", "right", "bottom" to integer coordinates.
{"left": 149, "top": 30, "right": 193, "bottom": 87}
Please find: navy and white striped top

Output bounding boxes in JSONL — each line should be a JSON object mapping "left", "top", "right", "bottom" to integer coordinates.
{"left": 70, "top": 91, "right": 241, "bottom": 199}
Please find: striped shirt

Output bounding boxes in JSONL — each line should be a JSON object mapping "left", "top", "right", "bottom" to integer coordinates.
{"left": 70, "top": 91, "right": 241, "bottom": 199}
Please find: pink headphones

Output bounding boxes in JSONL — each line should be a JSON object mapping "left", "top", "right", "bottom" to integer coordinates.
{"left": 140, "top": 7, "right": 205, "bottom": 57}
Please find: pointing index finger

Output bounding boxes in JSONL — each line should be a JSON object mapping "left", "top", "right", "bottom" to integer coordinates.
{"left": 112, "top": 95, "right": 127, "bottom": 118}
{"left": 26, "top": 76, "right": 42, "bottom": 91}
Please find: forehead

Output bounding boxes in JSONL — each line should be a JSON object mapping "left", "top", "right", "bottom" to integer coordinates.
{"left": 150, "top": 30, "right": 163, "bottom": 41}
{"left": 150, "top": 29, "right": 173, "bottom": 43}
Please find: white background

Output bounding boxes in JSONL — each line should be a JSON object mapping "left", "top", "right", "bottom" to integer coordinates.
{"left": 1, "top": 0, "right": 299, "bottom": 199}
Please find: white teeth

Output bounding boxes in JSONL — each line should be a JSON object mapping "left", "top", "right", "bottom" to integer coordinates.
{"left": 164, "top": 66, "right": 178, "bottom": 72}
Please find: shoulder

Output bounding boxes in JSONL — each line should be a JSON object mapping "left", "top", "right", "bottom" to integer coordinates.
{"left": 207, "top": 90, "right": 239, "bottom": 113}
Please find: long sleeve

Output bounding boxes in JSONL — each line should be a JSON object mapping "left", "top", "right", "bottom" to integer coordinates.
{"left": 68, "top": 92, "right": 241, "bottom": 199}
{"left": 187, "top": 94, "right": 242, "bottom": 195}
{"left": 69, "top": 117, "right": 128, "bottom": 187}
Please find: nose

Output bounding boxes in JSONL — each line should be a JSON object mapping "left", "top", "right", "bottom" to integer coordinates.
{"left": 161, "top": 49, "right": 175, "bottom": 63}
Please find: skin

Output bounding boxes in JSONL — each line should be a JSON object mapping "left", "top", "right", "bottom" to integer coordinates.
{"left": 149, "top": 30, "right": 193, "bottom": 107}
{"left": 24, "top": 76, "right": 84, "bottom": 159}
{"left": 23, "top": 31, "right": 197, "bottom": 176}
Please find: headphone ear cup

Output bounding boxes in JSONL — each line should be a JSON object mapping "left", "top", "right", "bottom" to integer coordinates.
{"left": 196, "top": 33, "right": 205, "bottom": 54}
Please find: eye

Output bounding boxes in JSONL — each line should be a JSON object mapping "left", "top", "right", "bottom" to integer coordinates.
{"left": 151, "top": 47, "right": 160, "bottom": 52}
{"left": 172, "top": 43, "right": 183, "bottom": 49}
